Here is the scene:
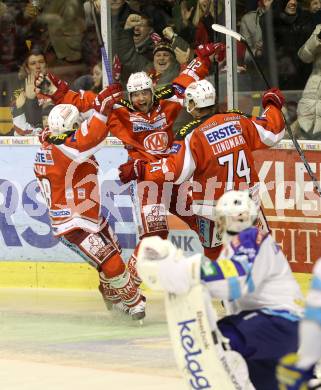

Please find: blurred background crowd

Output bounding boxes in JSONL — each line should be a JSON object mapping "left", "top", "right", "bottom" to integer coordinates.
{"left": 1, "top": 0, "right": 321, "bottom": 140}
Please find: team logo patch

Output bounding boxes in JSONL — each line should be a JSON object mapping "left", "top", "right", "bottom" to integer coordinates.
{"left": 170, "top": 143, "right": 181, "bottom": 154}
{"left": 201, "top": 258, "right": 218, "bottom": 277}
{"left": 143, "top": 204, "right": 168, "bottom": 233}
{"left": 77, "top": 188, "right": 86, "bottom": 199}
{"left": 81, "top": 233, "right": 116, "bottom": 263}
{"left": 143, "top": 132, "right": 169, "bottom": 154}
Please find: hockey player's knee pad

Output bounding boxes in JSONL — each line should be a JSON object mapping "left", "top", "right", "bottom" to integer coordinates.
{"left": 140, "top": 203, "right": 169, "bottom": 238}
{"left": 101, "top": 253, "right": 126, "bottom": 278}
{"left": 63, "top": 227, "right": 121, "bottom": 270}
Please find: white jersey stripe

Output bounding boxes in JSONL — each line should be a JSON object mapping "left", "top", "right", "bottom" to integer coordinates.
{"left": 253, "top": 122, "right": 285, "bottom": 147}
{"left": 174, "top": 132, "right": 196, "bottom": 184}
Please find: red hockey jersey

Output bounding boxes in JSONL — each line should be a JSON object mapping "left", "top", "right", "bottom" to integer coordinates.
{"left": 34, "top": 112, "right": 109, "bottom": 236}
{"left": 53, "top": 59, "right": 208, "bottom": 162}
{"left": 142, "top": 105, "right": 285, "bottom": 213}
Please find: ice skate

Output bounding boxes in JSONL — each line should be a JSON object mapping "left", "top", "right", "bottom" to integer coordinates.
{"left": 111, "top": 301, "right": 130, "bottom": 315}
{"left": 129, "top": 296, "right": 146, "bottom": 321}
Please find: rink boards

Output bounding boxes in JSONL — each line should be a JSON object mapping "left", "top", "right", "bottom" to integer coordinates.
{"left": 0, "top": 137, "right": 320, "bottom": 294}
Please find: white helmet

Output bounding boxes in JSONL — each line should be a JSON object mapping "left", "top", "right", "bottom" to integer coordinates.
{"left": 184, "top": 80, "right": 216, "bottom": 113}
{"left": 127, "top": 72, "right": 154, "bottom": 102}
{"left": 48, "top": 104, "right": 80, "bottom": 135}
{"left": 216, "top": 190, "right": 258, "bottom": 235}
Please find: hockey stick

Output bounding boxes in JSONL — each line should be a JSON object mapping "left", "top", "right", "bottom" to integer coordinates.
{"left": 213, "top": 0, "right": 220, "bottom": 107}
{"left": 90, "top": 0, "right": 143, "bottom": 238}
{"left": 166, "top": 284, "right": 254, "bottom": 389}
{"left": 212, "top": 24, "right": 321, "bottom": 196}
{"left": 90, "top": 0, "right": 113, "bottom": 85}
{"left": 136, "top": 238, "right": 255, "bottom": 389}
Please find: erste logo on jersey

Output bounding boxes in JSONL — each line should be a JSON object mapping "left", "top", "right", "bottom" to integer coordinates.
{"left": 130, "top": 112, "right": 167, "bottom": 133}
{"left": 144, "top": 132, "right": 169, "bottom": 154}
{"left": 204, "top": 121, "right": 241, "bottom": 145}
{"left": 35, "top": 150, "right": 54, "bottom": 165}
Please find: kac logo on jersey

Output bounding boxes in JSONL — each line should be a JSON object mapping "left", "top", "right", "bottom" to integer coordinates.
{"left": 144, "top": 132, "right": 169, "bottom": 154}
{"left": 35, "top": 150, "right": 54, "bottom": 165}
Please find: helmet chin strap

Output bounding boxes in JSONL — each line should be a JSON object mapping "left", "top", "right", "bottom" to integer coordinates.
{"left": 186, "top": 106, "right": 194, "bottom": 114}
{"left": 226, "top": 230, "right": 238, "bottom": 235}
{"left": 186, "top": 99, "right": 196, "bottom": 114}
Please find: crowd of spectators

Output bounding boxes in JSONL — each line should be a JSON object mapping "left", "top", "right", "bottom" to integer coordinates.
{"left": 1, "top": 0, "right": 321, "bottom": 140}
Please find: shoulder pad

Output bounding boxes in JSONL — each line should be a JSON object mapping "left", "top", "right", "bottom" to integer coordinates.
{"left": 175, "top": 119, "right": 202, "bottom": 140}
{"left": 154, "top": 84, "right": 175, "bottom": 100}
{"left": 224, "top": 109, "right": 244, "bottom": 115}
{"left": 116, "top": 98, "right": 134, "bottom": 110}
{"left": 223, "top": 109, "right": 251, "bottom": 119}
{"left": 47, "top": 130, "right": 75, "bottom": 145}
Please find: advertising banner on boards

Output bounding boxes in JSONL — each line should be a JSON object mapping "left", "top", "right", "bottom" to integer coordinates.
{"left": 0, "top": 137, "right": 319, "bottom": 273}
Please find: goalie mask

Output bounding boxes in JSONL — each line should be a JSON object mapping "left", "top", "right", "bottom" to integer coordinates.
{"left": 126, "top": 71, "right": 154, "bottom": 105}
{"left": 184, "top": 79, "right": 216, "bottom": 114}
{"left": 48, "top": 104, "right": 80, "bottom": 135}
{"left": 215, "top": 190, "right": 258, "bottom": 237}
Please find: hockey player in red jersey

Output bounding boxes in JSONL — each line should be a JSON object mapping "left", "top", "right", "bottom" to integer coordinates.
{"left": 118, "top": 80, "right": 286, "bottom": 260}
{"left": 34, "top": 103, "right": 145, "bottom": 320}
{"left": 35, "top": 43, "right": 225, "bottom": 286}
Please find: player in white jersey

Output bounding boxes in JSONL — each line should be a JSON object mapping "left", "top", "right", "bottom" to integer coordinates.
{"left": 136, "top": 190, "right": 303, "bottom": 390}
{"left": 277, "top": 259, "right": 321, "bottom": 390}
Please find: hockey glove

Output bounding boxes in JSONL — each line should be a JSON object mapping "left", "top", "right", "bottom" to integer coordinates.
{"left": 92, "top": 83, "right": 123, "bottom": 116}
{"left": 137, "top": 236, "right": 201, "bottom": 294}
{"left": 38, "top": 127, "right": 51, "bottom": 144}
{"left": 172, "top": 56, "right": 209, "bottom": 92}
{"left": 35, "top": 72, "right": 69, "bottom": 103}
{"left": 276, "top": 353, "right": 314, "bottom": 390}
{"left": 262, "top": 87, "right": 285, "bottom": 110}
{"left": 150, "top": 31, "right": 162, "bottom": 44}
{"left": 195, "top": 42, "right": 226, "bottom": 68}
{"left": 118, "top": 159, "right": 146, "bottom": 183}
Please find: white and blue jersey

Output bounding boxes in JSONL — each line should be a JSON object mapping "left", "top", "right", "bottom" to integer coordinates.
{"left": 295, "top": 259, "right": 321, "bottom": 371}
{"left": 199, "top": 227, "right": 303, "bottom": 390}
{"left": 200, "top": 227, "right": 303, "bottom": 320}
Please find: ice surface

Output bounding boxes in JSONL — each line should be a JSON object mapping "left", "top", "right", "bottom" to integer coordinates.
{"left": 0, "top": 288, "right": 186, "bottom": 390}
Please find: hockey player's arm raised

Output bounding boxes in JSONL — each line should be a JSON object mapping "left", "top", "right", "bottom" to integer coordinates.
{"left": 244, "top": 88, "right": 286, "bottom": 150}
{"left": 156, "top": 45, "right": 224, "bottom": 105}
{"left": 172, "top": 43, "right": 225, "bottom": 96}
{"left": 49, "top": 111, "right": 110, "bottom": 161}
{"left": 35, "top": 72, "right": 123, "bottom": 115}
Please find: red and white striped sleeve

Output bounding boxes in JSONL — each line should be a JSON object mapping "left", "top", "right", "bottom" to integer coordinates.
{"left": 244, "top": 105, "right": 285, "bottom": 150}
